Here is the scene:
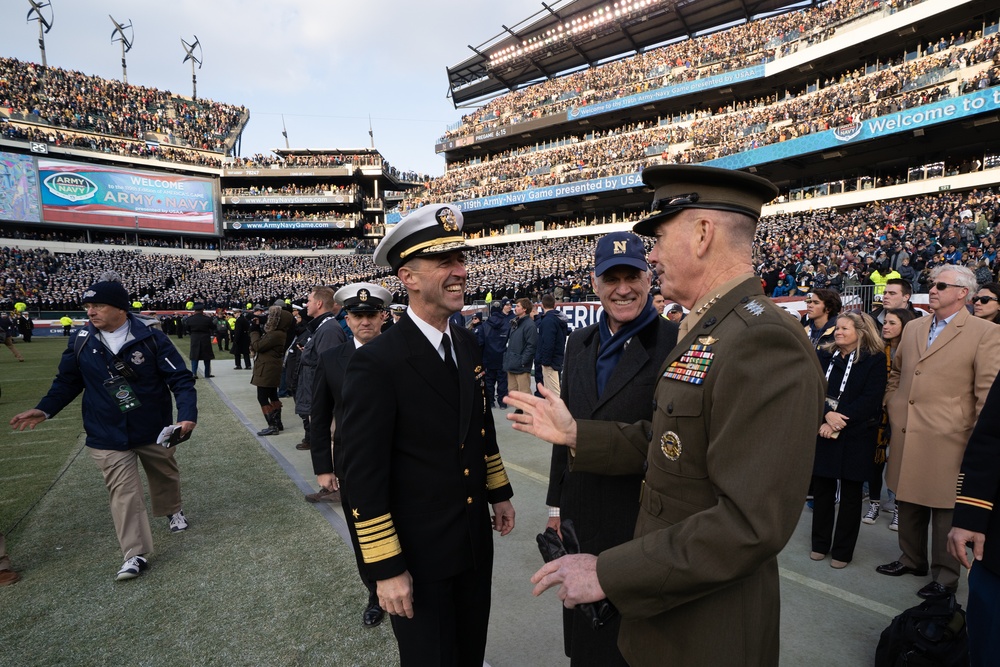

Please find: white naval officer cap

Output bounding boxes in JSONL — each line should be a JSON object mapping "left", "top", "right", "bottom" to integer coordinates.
{"left": 373, "top": 204, "right": 470, "bottom": 273}
{"left": 334, "top": 282, "right": 393, "bottom": 313}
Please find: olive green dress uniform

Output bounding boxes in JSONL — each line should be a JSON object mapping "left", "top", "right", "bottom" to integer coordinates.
{"left": 571, "top": 275, "right": 825, "bottom": 667}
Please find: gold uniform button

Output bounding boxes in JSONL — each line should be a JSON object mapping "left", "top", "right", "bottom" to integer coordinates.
{"left": 481, "top": 429, "right": 486, "bottom": 437}
{"left": 460, "top": 443, "right": 464, "bottom": 450}
{"left": 466, "top": 497, "right": 473, "bottom": 504}
{"left": 464, "top": 468, "right": 470, "bottom": 476}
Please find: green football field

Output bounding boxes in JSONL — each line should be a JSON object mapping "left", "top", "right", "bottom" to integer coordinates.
{"left": 0, "top": 337, "right": 397, "bottom": 666}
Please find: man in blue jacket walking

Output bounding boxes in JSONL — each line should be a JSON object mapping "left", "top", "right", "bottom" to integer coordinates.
{"left": 483, "top": 300, "right": 514, "bottom": 408}
{"left": 535, "top": 294, "right": 569, "bottom": 397}
{"left": 11, "top": 272, "right": 197, "bottom": 581}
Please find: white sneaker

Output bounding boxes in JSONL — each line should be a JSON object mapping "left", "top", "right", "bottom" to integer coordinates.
{"left": 889, "top": 508, "right": 899, "bottom": 531}
{"left": 862, "top": 502, "right": 880, "bottom": 525}
{"left": 168, "top": 510, "right": 189, "bottom": 532}
{"left": 116, "top": 555, "right": 148, "bottom": 581}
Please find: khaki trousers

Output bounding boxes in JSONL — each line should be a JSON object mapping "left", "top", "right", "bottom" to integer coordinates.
{"left": 541, "top": 365, "right": 561, "bottom": 398}
{"left": 897, "top": 500, "right": 959, "bottom": 588}
{"left": 0, "top": 531, "right": 11, "bottom": 571}
{"left": 3, "top": 336, "right": 23, "bottom": 361}
{"left": 507, "top": 372, "right": 532, "bottom": 396}
{"left": 88, "top": 444, "right": 182, "bottom": 560}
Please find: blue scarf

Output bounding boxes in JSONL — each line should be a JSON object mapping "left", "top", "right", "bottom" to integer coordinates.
{"left": 595, "top": 295, "right": 659, "bottom": 398}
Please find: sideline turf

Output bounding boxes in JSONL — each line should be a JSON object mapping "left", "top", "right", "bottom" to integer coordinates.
{"left": 0, "top": 337, "right": 397, "bottom": 666}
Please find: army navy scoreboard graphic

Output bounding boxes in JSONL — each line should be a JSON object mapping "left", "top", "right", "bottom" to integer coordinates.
{"left": 36, "top": 157, "right": 218, "bottom": 234}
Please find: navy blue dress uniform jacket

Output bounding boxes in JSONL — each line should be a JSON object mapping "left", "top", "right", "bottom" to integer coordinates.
{"left": 340, "top": 314, "right": 514, "bottom": 583}
{"left": 36, "top": 314, "right": 197, "bottom": 451}
{"left": 953, "top": 371, "right": 1000, "bottom": 576}
{"left": 309, "top": 340, "right": 355, "bottom": 476}
{"left": 814, "top": 349, "right": 888, "bottom": 481}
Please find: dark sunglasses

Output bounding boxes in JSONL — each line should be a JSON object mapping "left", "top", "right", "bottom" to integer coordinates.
{"left": 651, "top": 192, "right": 700, "bottom": 213}
{"left": 973, "top": 295, "right": 999, "bottom": 304}
{"left": 932, "top": 282, "right": 965, "bottom": 291}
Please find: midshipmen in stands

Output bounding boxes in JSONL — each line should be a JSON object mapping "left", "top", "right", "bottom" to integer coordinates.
{"left": 340, "top": 204, "right": 515, "bottom": 666}
{"left": 507, "top": 165, "right": 825, "bottom": 667}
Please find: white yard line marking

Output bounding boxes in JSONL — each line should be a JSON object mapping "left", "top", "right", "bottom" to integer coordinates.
{"left": 504, "top": 461, "right": 550, "bottom": 486}
{"left": 779, "top": 567, "right": 902, "bottom": 618}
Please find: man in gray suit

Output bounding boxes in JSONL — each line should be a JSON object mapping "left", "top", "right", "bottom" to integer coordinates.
{"left": 545, "top": 231, "right": 678, "bottom": 666}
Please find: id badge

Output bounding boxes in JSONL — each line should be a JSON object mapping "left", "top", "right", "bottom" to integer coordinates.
{"left": 103, "top": 377, "right": 142, "bottom": 413}
{"left": 825, "top": 396, "right": 839, "bottom": 411}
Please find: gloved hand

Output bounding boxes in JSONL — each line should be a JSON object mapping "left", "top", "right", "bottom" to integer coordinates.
{"left": 536, "top": 518, "right": 616, "bottom": 630}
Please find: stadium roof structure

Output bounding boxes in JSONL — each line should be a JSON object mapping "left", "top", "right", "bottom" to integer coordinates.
{"left": 447, "top": 0, "right": 813, "bottom": 107}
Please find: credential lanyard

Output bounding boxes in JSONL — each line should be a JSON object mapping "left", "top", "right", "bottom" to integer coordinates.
{"left": 824, "top": 350, "right": 854, "bottom": 399}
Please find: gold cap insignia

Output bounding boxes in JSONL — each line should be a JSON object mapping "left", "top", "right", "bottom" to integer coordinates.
{"left": 613, "top": 239, "right": 627, "bottom": 254}
{"left": 359, "top": 289, "right": 369, "bottom": 302}
{"left": 435, "top": 206, "right": 459, "bottom": 232}
{"left": 660, "top": 431, "right": 682, "bottom": 461}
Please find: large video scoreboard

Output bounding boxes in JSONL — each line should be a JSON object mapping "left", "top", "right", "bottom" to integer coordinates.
{"left": 0, "top": 150, "right": 219, "bottom": 235}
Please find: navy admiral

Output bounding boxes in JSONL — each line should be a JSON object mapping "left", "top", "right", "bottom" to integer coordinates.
{"left": 309, "top": 281, "right": 392, "bottom": 628}
{"left": 340, "top": 204, "right": 515, "bottom": 666}
{"left": 507, "top": 165, "right": 825, "bottom": 667}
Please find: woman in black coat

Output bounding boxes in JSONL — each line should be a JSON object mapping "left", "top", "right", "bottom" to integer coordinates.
{"left": 810, "top": 311, "right": 888, "bottom": 568}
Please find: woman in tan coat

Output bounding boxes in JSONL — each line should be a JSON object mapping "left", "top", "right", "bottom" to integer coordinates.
{"left": 251, "top": 305, "right": 293, "bottom": 436}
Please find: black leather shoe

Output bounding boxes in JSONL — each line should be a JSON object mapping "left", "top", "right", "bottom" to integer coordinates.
{"left": 876, "top": 560, "right": 928, "bottom": 577}
{"left": 205, "top": 374, "right": 215, "bottom": 378}
{"left": 917, "top": 581, "right": 955, "bottom": 599}
{"left": 363, "top": 601, "right": 384, "bottom": 627}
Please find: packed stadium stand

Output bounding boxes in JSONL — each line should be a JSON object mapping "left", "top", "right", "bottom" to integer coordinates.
{"left": 2, "top": 0, "right": 1000, "bottom": 317}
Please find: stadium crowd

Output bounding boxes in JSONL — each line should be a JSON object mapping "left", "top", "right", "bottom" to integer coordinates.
{"left": 222, "top": 184, "right": 360, "bottom": 197}
{"left": 442, "top": 0, "right": 916, "bottom": 141}
{"left": 409, "top": 29, "right": 998, "bottom": 207}
{"left": 0, "top": 121, "right": 229, "bottom": 169}
{"left": 2, "top": 186, "right": 998, "bottom": 312}
{"left": 0, "top": 56, "right": 247, "bottom": 151}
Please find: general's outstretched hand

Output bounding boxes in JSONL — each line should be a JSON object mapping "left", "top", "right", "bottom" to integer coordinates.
{"left": 504, "top": 384, "right": 577, "bottom": 449}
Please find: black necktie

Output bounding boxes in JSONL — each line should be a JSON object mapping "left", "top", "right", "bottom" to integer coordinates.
{"left": 441, "top": 334, "right": 458, "bottom": 379}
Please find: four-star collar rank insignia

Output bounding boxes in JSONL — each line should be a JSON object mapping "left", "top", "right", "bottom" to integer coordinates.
{"left": 664, "top": 340, "right": 716, "bottom": 385}
{"left": 744, "top": 300, "right": 765, "bottom": 316}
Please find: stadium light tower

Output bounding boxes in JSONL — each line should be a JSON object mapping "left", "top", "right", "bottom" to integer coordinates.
{"left": 26, "top": 0, "right": 54, "bottom": 68}
{"left": 181, "top": 35, "right": 202, "bottom": 99}
{"left": 109, "top": 15, "right": 134, "bottom": 84}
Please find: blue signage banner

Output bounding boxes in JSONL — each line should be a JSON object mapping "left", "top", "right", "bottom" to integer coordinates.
{"left": 567, "top": 65, "right": 765, "bottom": 121}
{"left": 456, "top": 172, "right": 646, "bottom": 213}
{"left": 706, "top": 88, "right": 1000, "bottom": 170}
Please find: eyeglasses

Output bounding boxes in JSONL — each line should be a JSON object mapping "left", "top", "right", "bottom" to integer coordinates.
{"left": 932, "top": 282, "right": 966, "bottom": 291}
{"left": 651, "top": 192, "right": 700, "bottom": 213}
{"left": 973, "top": 295, "right": 999, "bottom": 304}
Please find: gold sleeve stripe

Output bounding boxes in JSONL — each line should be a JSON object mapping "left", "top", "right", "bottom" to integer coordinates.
{"left": 359, "top": 538, "right": 402, "bottom": 563}
{"left": 485, "top": 454, "right": 510, "bottom": 490}
{"left": 955, "top": 496, "right": 994, "bottom": 511}
{"left": 354, "top": 513, "right": 393, "bottom": 529}
{"left": 353, "top": 512, "right": 403, "bottom": 563}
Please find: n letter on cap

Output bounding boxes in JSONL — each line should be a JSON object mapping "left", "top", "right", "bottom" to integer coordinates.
{"left": 613, "top": 240, "right": 628, "bottom": 254}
